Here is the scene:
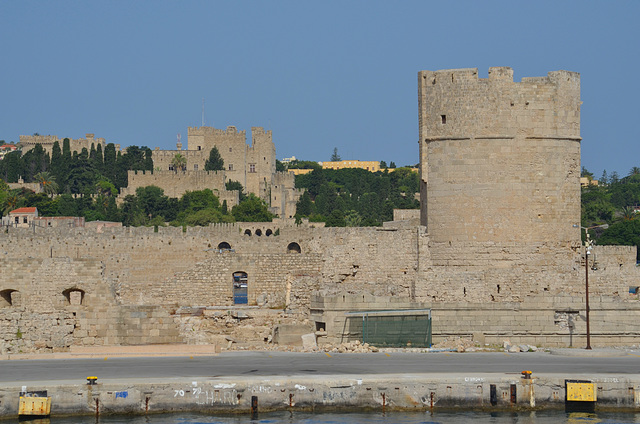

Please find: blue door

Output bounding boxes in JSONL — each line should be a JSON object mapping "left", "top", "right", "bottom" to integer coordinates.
{"left": 233, "top": 272, "right": 248, "bottom": 304}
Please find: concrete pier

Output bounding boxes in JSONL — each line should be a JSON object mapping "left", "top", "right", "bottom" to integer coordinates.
{"left": 1, "top": 372, "right": 639, "bottom": 418}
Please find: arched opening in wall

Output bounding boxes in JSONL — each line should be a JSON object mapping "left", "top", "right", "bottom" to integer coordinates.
{"left": 217, "top": 242, "right": 232, "bottom": 251}
{"left": 287, "top": 242, "right": 302, "bottom": 254}
{"left": 63, "top": 288, "right": 85, "bottom": 306}
{"left": 266, "top": 229, "right": 273, "bottom": 236}
{"left": 255, "top": 229, "right": 262, "bottom": 236}
{"left": 244, "top": 229, "right": 252, "bottom": 236}
{"left": 0, "top": 289, "right": 17, "bottom": 307}
{"left": 232, "top": 272, "right": 248, "bottom": 305}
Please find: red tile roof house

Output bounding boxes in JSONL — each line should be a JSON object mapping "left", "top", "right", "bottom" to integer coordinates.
{"left": 7, "top": 207, "right": 38, "bottom": 228}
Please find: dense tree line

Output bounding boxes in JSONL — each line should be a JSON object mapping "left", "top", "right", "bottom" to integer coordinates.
{"left": 582, "top": 167, "right": 640, "bottom": 259}
{"left": 9, "top": 141, "right": 640, "bottom": 255}
{"left": 293, "top": 167, "right": 420, "bottom": 226}
{"left": 0, "top": 143, "right": 273, "bottom": 225}
{"left": 0, "top": 140, "right": 153, "bottom": 194}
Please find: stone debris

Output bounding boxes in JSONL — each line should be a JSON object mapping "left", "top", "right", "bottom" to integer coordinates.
{"left": 432, "top": 337, "right": 478, "bottom": 352}
{"left": 503, "top": 340, "right": 538, "bottom": 353}
{"left": 301, "top": 333, "right": 318, "bottom": 351}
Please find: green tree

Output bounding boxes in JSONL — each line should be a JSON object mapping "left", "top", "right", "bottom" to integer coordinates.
{"left": 171, "top": 153, "right": 187, "bottom": 172}
{"left": 232, "top": 194, "right": 274, "bottom": 222}
{"left": 96, "top": 179, "right": 117, "bottom": 197}
{"left": 34, "top": 171, "right": 58, "bottom": 197}
{"left": 344, "top": 210, "right": 362, "bottom": 227}
{"left": 136, "top": 185, "right": 170, "bottom": 223}
{"left": 380, "top": 160, "right": 387, "bottom": 169}
{"left": 294, "top": 191, "right": 314, "bottom": 217}
{"left": 325, "top": 209, "right": 345, "bottom": 227}
{"left": 50, "top": 141, "right": 63, "bottom": 184}
{"left": 2, "top": 192, "right": 19, "bottom": 215}
{"left": 287, "top": 159, "right": 321, "bottom": 170}
{"left": 103, "top": 143, "right": 117, "bottom": 185}
{"left": 0, "top": 151, "right": 23, "bottom": 182}
{"left": 226, "top": 180, "right": 247, "bottom": 202}
{"left": 204, "top": 147, "right": 224, "bottom": 171}
{"left": 0, "top": 180, "right": 9, "bottom": 216}
{"left": 330, "top": 147, "right": 341, "bottom": 161}
{"left": 120, "top": 195, "right": 144, "bottom": 226}
{"left": 179, "top": 189, "right": 220, "bottom": 214}
{"left": 598, "top": 219, "right": 640, "bottom": 260}
{"left": 610, "top": 171, "right": 620, "bottom": 184}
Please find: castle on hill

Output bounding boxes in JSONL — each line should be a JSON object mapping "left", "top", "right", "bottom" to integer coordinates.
{"left": 19, "top": 126, "right": 302, "bottom": 219}
{"left": 3, "top": 67, "right": 640, "bottom": 355}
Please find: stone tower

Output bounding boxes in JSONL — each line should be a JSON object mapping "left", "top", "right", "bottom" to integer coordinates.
{"left": 186, "top": 126, "right": 275, "bottom": 200}
{"left": 418, "top": 67, "right": 582, "bottom": 245}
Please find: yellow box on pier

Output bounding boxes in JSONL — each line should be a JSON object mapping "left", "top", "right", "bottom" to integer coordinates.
{"left": 19, "top": 396, "right": 51, "bottom": 416}
{"left": 566, "top": 381, "right": 596, "bottom": 402}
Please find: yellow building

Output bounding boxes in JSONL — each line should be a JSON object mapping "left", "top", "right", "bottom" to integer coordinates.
{"left": 288, "top": 168, "right": 314, "bottom": 176}
{"left": 580, "top": 177, "right": 599, "bottom": 187}
{"left": 320, "top": 160, "right": 381, "bottom": 172}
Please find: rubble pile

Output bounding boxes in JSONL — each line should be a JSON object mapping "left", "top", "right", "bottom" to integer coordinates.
{"left": 431, "top": 337, "right": 478, "bottom": 352}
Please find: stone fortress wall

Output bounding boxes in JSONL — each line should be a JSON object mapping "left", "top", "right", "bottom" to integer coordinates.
{"left": 1, "top": 221, "right": 639, "bottom": 352}
{"left": 3, "top": 67, "right": 640, "bottom": 353}
{"left": 119, "top": 170, "right": 240, "bottom": 208}
{"left": 19, "top": 133, "right": 116, "bottom": 155}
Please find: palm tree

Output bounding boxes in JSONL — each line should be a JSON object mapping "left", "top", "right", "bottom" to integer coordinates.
{"left": 621, "top": 206, "right": 636, "bottom": 221}
{"left": 630, "top": 167, "right": 640, "bottom": 177}
{"left": 171, "top": 153, "right": 187, "bottom": 172}
{"left": 2, "top": 193, "right": 18, "bottom": 216}
{"left": 34, "top": 171, "right": 58, "bottom": 197}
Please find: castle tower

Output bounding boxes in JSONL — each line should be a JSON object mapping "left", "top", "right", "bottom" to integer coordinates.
{"left": 418, "top": 67, "right": 582, "bottom": 245}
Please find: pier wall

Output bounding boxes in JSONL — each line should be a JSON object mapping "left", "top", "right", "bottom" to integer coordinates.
{"left": 0, "top": 373, "right": 639, "bottom": 417}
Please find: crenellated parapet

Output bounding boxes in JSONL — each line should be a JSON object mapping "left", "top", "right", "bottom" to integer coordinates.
{"left": 418, "top": 67, "right": 581, "bottom": 141}
{"left": 19, "top": 133, "right": 109, "bottom": 155}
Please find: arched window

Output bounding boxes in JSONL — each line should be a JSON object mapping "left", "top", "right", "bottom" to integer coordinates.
{"left": 255, "top": 229, "right": 262, "bottom": 236}
{"left": 232, "top": 271, "right": 248, "bottom": 305}
{"left": 266, "top": 229, "right": 273, "bottom": 236}
{"left": 244, "top": 229, "right": 252, "bottom": 236}
{"left": 0, "top": 289, "right": 17, "bottom": 306}
{"left": 287, "top": 242, "right": 301, "bottom": 254}
{"left": 63, "top": 288, "right": 85, "bottom": 306}
{"left": 218, "top": 242, "right": 232, "bottom": 250}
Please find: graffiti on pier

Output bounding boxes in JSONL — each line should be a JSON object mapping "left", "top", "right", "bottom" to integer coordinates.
{"left": 173, "top": 382, "right": 239, "bottom": 406}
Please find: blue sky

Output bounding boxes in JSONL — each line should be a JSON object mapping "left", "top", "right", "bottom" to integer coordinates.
{"left": 1, "top": 1, "right": 638, "bottom": 177}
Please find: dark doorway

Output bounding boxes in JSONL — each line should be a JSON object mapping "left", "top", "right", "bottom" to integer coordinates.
{"left": 233, "top": 271, "right": 248, "bottom": 304}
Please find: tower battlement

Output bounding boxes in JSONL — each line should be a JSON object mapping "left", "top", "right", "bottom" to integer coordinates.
{"left": 418, "top": 67, "right": 581, "bottom": 141}
{"left": 187, "top": 126, "right": 246, "bottom": 138}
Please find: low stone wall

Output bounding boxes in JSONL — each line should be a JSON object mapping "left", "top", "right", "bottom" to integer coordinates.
{"left": 312, "top": 292, "right": 640, "bottom": 347}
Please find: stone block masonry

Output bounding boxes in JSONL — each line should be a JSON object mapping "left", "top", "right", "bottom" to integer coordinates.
{"left": 118, "top": 170, "right": 239, "bottom": 207}
{"left": 4, "top": 67, "right": 640, "bottom": 351}
{"left": 1, "top": 218, "right": 640, "bottom": 351}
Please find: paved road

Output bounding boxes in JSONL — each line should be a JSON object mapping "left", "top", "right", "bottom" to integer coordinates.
{"left": 1, "top": 351, "right": 640, "bottom": 383}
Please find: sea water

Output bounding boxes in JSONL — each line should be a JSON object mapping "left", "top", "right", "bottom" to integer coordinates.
{"left": 19, "top": 410, "right": 640, "bottom": 424}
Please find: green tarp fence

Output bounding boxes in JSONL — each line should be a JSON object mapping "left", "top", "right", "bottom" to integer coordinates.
{"left": 344, "top": 309, "right": 432, "bottom": 348}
